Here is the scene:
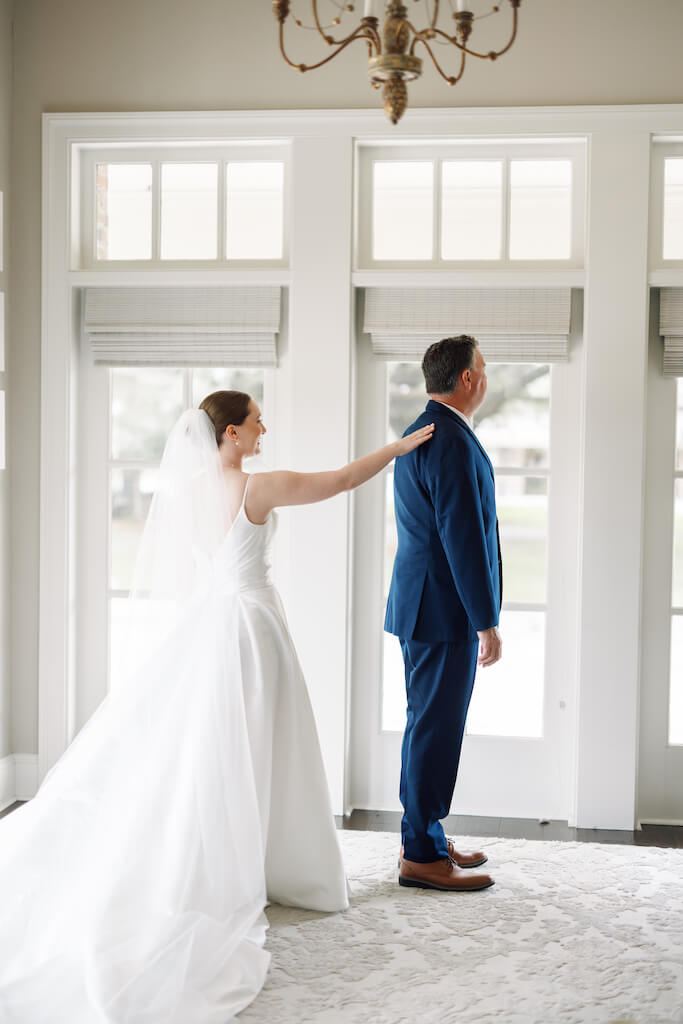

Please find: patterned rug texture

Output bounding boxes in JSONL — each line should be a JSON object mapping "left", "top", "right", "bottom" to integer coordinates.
{"left": 240, "top": 829, "right": 683, "bottom": 1024}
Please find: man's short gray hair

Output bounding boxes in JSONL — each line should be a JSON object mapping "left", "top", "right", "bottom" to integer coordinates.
{"left": 421, "top": 335, "right": 478, "bottom": 395}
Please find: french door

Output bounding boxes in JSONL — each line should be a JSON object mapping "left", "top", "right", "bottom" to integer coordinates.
{"left": 75, "top": 349, "right": 269, "bottom": 733}
{"left": 638, "top": 331, "right": 683, "bottom": 825}
{"left": 349, "top": 337, "right": 581, "bottom": 820}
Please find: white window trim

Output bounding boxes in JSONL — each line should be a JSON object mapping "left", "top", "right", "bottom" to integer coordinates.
{"left": 76, "top": 142, "right": 291, "bottom": 272}
{"left": 355, "top": 139, "right": 586, "bottom": 271}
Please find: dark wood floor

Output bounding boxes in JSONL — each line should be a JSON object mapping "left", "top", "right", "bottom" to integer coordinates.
{"left": 4, "top": 801, "right": 682, "bottom": 847}
{"left": 336, "top": 809, "right": 683, "bottom": 849}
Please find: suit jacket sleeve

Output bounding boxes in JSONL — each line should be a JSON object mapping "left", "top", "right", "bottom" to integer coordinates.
{"left": 426, "top": 438, "right": 500, "bottom": 633}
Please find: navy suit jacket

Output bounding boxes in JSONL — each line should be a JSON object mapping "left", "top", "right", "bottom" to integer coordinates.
{"left": 385, "top": 400, "right": 502, "bottom": 643}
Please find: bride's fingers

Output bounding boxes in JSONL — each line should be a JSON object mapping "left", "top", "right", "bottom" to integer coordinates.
{"left": 411, "top": 424, "right": 435, "bottom": 447}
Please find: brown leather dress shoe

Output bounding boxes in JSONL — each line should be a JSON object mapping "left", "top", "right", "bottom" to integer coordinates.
{"left": 399, "top": 856, "right": 494, "bottom": 892}
{"left": 398, "top": 840, "right": 488, "bottom": 870}
{"left": 446, "top": 838, "right": 488, "bottom": 869}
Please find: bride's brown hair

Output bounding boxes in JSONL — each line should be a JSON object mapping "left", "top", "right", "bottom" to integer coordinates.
{"left": 199, "top": 390, "right": 251, "bottom": 447}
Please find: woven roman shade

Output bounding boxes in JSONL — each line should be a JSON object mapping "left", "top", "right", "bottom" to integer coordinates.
{"left": 83, "top": 286, "right": 281, "bottom": 367}
{"left": 659, "top": 289, "right": 683, "bottom": 377}
{"left": 363, "top": 287, "right": 572, "bottom": 363}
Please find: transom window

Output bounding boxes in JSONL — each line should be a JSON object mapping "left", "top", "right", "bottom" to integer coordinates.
{"left": 356, "top": 141, "right": 585, "bottom": 269}
{"left": 649, "top": 140, "right": 683, "bottom": 267}
{"left": 77, "top": 144, "right": 287, "bottom": 269}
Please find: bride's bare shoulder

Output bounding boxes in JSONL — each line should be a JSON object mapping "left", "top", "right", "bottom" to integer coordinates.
{"left": 221, "top": 468, "right": 250, "bottom": 510}
{"left": 242, "top": 470, "right": 283, "bottom": 521}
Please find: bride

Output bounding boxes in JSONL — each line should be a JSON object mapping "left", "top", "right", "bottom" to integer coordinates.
{"left": 0, "top": 389, "right": 434, "bottom": 1023}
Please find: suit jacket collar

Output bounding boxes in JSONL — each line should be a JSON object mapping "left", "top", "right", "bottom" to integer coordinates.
{"left": 425, "top": 400, "right": 494, "bottom": 475}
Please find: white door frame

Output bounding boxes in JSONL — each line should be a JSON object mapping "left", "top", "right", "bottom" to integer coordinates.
{"left": 348, "top": 296, "right": 583, "bottom": 822}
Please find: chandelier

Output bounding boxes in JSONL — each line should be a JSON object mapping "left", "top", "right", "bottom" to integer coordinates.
{"left": 273, "top": 1, "right": 522, "bottom": 124}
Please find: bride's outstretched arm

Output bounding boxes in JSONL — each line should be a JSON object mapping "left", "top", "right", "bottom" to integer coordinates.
{"left": 247, "top": 423, "right": 435, "bottom": 517}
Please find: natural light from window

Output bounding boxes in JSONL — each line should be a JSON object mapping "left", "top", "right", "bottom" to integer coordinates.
{"left": 382, "top": 362, "right": 550, "bottom": 738}
{"left": 226, "top": 162, "right": 285, "bottom": 260}
{"left": 96, "top": 163, "right": 152, "bottom": 261}
{"left": 108, "top": 366, "right": 266, "bottom": 690}
{"left": 671, "top": 378, "right": 683, "bottom": 744}
{"left": 372, "top": 161, "right": 433, "bottom": 261}
{"left": 509, "top": 160, "right": 572, "bottom": 260}
{"left": 160, "top": 163, "right": 218, "bottom": 260}
{"left": 94, "top": 158, "right": 285, "bottom": 263}
{"left": 663, "top": 158, "right": 683, "bottom": 261}
{"left": 441, "top": 160, "right": 503, "bottom": 260}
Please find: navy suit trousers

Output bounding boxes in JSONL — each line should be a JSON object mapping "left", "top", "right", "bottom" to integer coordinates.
{"left": 399, "top": 637, "right": 479, "bottom": 863}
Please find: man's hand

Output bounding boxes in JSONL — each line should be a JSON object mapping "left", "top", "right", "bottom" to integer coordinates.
{"left": 477, "top": 627, "right": 502, "bottom": 667}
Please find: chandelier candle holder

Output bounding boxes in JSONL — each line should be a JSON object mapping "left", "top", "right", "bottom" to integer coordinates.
{"left": 273, "top": 0, "right": 522, "bottom": 124}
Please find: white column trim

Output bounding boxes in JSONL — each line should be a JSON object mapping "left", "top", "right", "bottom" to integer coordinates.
{"left": 572, "top": 130, "right": 651, "bottom": 829}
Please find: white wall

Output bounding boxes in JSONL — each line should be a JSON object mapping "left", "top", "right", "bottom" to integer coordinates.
{"left": 0, "top": 0, "right": 12, "bottom": 762}
{"left": 8, "top": 0, "right": 683, "bottom": 758}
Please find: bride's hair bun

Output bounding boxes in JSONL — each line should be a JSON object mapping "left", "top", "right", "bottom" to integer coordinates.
{"left": 199, "top": 390, "right": 251, "bottom": 447}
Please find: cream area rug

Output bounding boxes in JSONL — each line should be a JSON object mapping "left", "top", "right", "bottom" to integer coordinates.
{"left": 240, "top": 829, "right": 683, "bottom": 1024}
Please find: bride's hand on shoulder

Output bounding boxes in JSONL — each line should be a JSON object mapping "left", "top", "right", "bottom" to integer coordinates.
{"left": 395, "top": 423, "right": 435, "bottom": 456}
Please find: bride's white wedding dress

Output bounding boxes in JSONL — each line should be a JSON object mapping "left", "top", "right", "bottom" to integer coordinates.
{"left": 0, "top": 473, "right": 348, "bottom": 1023}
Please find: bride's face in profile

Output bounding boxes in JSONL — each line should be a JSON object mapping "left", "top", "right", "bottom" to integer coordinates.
{"left": 229, "top": 400, "right": 266, "bottom": 458}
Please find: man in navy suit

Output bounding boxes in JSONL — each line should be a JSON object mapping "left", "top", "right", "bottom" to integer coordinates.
{"left": 385, "top": 335, "right": 502, "bottom": 892}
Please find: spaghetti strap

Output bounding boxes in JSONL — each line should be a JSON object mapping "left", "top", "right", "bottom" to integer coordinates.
{"left": 239, "top": 474, "right": 251, "bottom": 512}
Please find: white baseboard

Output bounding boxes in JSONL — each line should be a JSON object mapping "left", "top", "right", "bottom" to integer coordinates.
{"left": 0, "top": 754, "right": 14, "bottom": 809}
{"left": 637, "top": 818, "right": 683, "bottom": 828}
{"left": 0, "top": 753, "right": 39, "bottom": 809}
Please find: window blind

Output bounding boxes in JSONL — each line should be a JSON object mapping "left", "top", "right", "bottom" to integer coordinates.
{"left": 660, "top": 289, "right": 683, "bottom": 377}
{"left": 363, "top": 287, "right": 572, "bottom": 363}
{"left": 83, "top": 286, "right": 281, "bottom": 367}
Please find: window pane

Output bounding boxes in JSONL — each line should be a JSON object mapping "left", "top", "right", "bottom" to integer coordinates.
{"left": 670, "top": 615, "right": 683, "bottom": 744}
{"left": 383, "top": 610, "right": 545, "bottom": 737}
{"left": 109, "top": 596, "right": 129, "bottom": 692}
{"left": 382, "top": 361, "right": 550, "bottom": 732}
{"left": 110, "top": 467, "right": 158, "bottom": 590}
{"left": 677, "top": 377, "right": 683, "bottom": 471}
{"left": 96, "top": 163, "right": 152, "bottom": 261}
{"left": 373, "top": 162, "right": 433, "bottom": 261}
{"left": 160, "top": 163, "right": 218, "bottom": 260}
{"left": 226, "top": 162, "right": 284, "bottom": 260}
{"left": 441, "top": 161, "right": 502, "bottom": 260}
{"left": 475, "top": 364, "right": 551, "bottom": 469}
{"left": 466, "top": 609, "right": 545, "bottom": 737}
{"left": 496, "top": 475, "right": 548, "bottom": 604}
{"left": 674, "top": 478, "right": 683, "bottom": 608}
{"left": 111, "top": 367, "right": 184, "bottom": 461}
{"left": 663, "top": 159, "right": 683, "bottom": 260}
{"left": 509, "top": 160, "right": 572, "bottom": 260}
{"left": 192, "top": 367, "right": 264, "bottom": 410}
{"left": 383, "top": 632, "right": 407, "bottom": 733}
{"left": 387, "top": 361, "right": 428, "bottom": 442}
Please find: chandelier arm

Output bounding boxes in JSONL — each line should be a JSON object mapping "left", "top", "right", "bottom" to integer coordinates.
{"left": 462, "top": 6, "right": 519, "bottom": 59}
{"left": 278, "top": 20, "right": 377, "bottom": 73}
{"left": 308, "top": 1, "right": 380, "bottom": 49}
{"left": 411, "top": 34, "right": 466, "bottom": 85}
{"left": 310, "top": 0, "right": 333, "bottom": 44}
{"left": 433, "top": 4, "right": 520, "bottom": 60}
